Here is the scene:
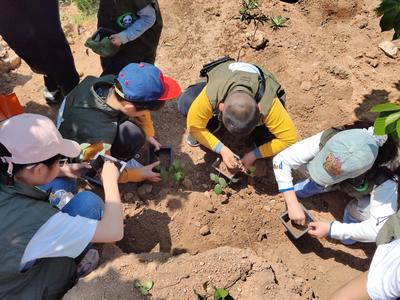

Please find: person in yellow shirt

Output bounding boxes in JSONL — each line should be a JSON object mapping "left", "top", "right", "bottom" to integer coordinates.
{"left": 178, "top": 59, "right": 297, "bottom": 170}
{"left": 58, "top": 62, "right": 181, "bottom": 183}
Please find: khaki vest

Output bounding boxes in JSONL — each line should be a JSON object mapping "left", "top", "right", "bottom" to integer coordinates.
{"left": 59, "top": 75, "right": 127, "bottom": 145}
{"left": 0, "top": 178, "right": 76, "bottom": 299}
{"left": 205, "top": 61, "right": 283, "bottom": 120}
{"left": 319, "top": 127, "right": 393, "bottom": 199}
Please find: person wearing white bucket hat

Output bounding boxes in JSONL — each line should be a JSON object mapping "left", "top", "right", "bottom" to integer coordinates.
{"left": 272, "top": 123, "right": 399, "bottom": 244}
{"left": 0, "top": 114, "right": 124, "bottom": 298}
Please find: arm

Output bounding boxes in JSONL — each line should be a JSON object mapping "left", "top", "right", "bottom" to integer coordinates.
{"left": 92, "top": 161, "right": 124, "bottom": 242}
{"left": 255, "top": 98, "right": 298, "bottom": 158}
{"left": 329, "top": 272, "right": 370, "bottom": 300}
{"left": 187, "top": 86, "right": 224, "bottom": 153}
{"left": 116, "top": 4, "right": 156, "bottom": 44}
{"left": 329, "top": 180, "right": 398, "bottom": 242}
{"left": 135, "top": 110, "right": 155, "bottom": 137}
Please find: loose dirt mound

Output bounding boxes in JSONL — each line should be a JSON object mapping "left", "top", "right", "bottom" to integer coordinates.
{"left": 65, "top": 245, "right": 317, "bottom": 300}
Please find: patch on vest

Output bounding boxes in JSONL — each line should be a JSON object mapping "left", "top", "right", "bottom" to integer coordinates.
{"left": 323, "top": 153, "right": 342, "bottom": 176}
{"left": 117, "top": 12, "right": 137, "bottom": 28}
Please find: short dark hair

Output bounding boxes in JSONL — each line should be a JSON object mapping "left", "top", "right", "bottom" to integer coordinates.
{"left": 222, "top": 91, "right": 260, "bottom": 136}
{"left": 113, "top": 82, "right": 166, "bottom": 112}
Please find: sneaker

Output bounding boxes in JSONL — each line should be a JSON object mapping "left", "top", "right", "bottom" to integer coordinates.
{"left": 43, "top": 86, "right": 63, "bottom": 105}
{"left": 186, "top": 135, "right": 200, "bottom": 147}
{"left": 76, "top": 249, "right": 99, "bottom": 278}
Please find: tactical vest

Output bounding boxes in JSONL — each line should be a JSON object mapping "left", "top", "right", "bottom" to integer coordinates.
{"left": 319, "top": 127, "right": 394, "bottom": 199}
{"left": 59, "top": 75, "right": 127, "bottom": 145}
{"left": 0, "top": 178, "right": 76, "bottom": 299}
{"left": 204, "top": 61, "right": 284, "bottom": 121}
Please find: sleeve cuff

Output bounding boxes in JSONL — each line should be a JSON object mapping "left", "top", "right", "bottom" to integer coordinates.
{"left": 279, "top": 187, "right": 294, "bottom": 192}
{"left": 117, "top": 31, "right": 129, "bottom": 44}
{"left": 214, "top": 142, "right": 224, "bottom": 154}
{"left": 253, "top": 147, "right": 262, "bottom": 159}
{"left": 328, "top": 221, "right": 336, "bottom": 239}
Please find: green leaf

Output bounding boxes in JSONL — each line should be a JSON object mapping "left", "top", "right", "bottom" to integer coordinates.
{"left": 214, "top": 184, "right": 223, "bottom": 195}
{"left": 142, "top": 280, "right": 154, "bottom": 291}
{"left": 376, "top": 0, "right": 399, "bottom": 16}
{"left": 214, "top": 288, "right": 229, "bottom": 300}
{"left": 210, "top": 173, "right": 220, "bottom": 183}
{"left": 374, "top": 115, "right": 388, "bottom": 135}
{"left": 218, "top": 177, "right": 228, "bottom": 187}
{"left": 173, "top": 171, "right": 185, "bottom": 181}
{"left": 133, "top": 281, "right": 141, "bottom": 289}
{"left": 384, "top": 111, "right": 400, "bottom": 127}
{"left": 370, "top": 102, "right": 400, "bottom": 113}
{"left": 249, "top": 166, "right": 257, "bottom": 174}
{"left": 396, "top": 120, "right": 400, "bottom": 138}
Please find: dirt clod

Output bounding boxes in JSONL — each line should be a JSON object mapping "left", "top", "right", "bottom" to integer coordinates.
{"left": 199, "top": 225, "right": 211, "bottom": 236}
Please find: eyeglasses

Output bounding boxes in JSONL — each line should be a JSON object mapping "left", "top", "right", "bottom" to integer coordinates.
{"left": 25, "top": 155, "right": 68, "bottom": 170}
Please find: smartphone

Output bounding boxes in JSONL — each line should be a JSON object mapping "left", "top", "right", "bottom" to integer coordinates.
{"left": 83, "top": 154, "right": 127, "bottom": 187}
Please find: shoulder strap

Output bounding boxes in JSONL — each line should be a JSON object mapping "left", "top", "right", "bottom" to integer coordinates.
{"left": 200, "top": 56, "right": 235, "bottom": 77}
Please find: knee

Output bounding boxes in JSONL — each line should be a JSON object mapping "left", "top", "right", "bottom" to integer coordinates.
{"left": 65, "top": 191, "right": 104, "bottom": 220}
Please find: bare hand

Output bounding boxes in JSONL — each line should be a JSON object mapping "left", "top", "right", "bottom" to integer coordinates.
{"left": 220, "top": 146, "right": 239, "bottom": 169}
{"left": 308, "top": 221, "right": 330, "bottom": 238}
{"left": 139, "top": 161, "right": 161, "bottom": 182}
{"left": 59, "top": 162, "right": 91, "bottom": 178}
{"left": 287, "top": 201, "right": 306, "bottom": 226}
{"left": 109, "top": 34, "right": 122, "bottom": 47}
{"left": 241, "top": 151, "right": 257, "bottom": 170}
{"left": 101, "top": 161, "right": 120, "bottom": 184}
{"left": 147, "top": 136, "right": 162, "bottom": 151}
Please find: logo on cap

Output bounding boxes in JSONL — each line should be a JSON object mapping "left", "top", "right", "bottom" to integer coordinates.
{"left": 323, "top": 153, "right": 342, "bottom": 176}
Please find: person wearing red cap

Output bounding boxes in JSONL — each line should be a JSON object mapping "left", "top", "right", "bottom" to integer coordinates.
{"left": 58, "top": 62, "right": 181, "bottom": 183}
{"left": 0, "top": 113, "right": 124, "bottom": 298}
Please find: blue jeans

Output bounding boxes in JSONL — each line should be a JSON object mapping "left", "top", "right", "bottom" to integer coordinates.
{"left": 40, "top": 177, "right": 103, "bottom": 220}
{"left": 294, "top": 178, "right": 331, "bottom": 198}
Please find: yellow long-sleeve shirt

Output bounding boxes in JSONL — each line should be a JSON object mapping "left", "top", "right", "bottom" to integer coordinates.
{"left": 187, "top": 86, "right": 298, "bottom": 158}
{"left": 81, "top": 112, "right": 155, "bottom": 183}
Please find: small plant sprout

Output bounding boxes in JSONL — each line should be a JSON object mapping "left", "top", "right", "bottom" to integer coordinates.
{"left": 270, "top": 15, "right": 288, "bottom": 30}
{"left": 133, "top": 280, "right": 154, "bottom": 296}
{"left": 210, "top": 173, "right": 239, "bottom": 195}
{"left": 239, "top": 0, "right": 268, "bottom": 23}
{"left": 193, "top": 282, "right": 232, "bottom": 300}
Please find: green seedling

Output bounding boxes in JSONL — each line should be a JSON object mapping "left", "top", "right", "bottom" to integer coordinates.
{"left": 239, "top": 0, "right": 268, "bottom": 23}
{"left": 193, "top": 282, "right": 232, "bottom": 300}
{"left": 210, "top": 173, "right": 239, "bottom": 195}
{"left": 155, "top": 160, "right": 185, "bottom": 182}
{"left": 133, "top": 280, "right": 154, "bottom": 296}
{"left": 375, "top": 0, "right": 400, "bottom": 40}
{"left": 371, "top": 102, "right": 400, "bottom": 138}
{"left": 270, "top": 16, "right": 288, "bottom": 30}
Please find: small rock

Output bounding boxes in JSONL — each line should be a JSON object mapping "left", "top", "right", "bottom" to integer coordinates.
{"left": 357, "top": 20, "right": 368, "bottom": 29}
{"left": 182, "top": 178, "right": 193, "bottom": 189}
{"left": 365, "top": 51, "right": 377, "bottom": 59}
{"left": 191, "top": 221, "right": 201, "bottom": 227}
{"left": 3, "top": 50, "right": 21, "bottom": 70}
{"left": 199, "top": 225, "right": 211, "bottom": 236}
{"left": 379, "top": 41, "right": 398, "bottom": 58}
{"left": 203, "top": 191, "right": 211, "bottom": 199}
{"left": 257, "top": 229, "right": 268, "bottom": 241}
{"left": 300, "top": 81, "right": 312, "bottom": 91}
{"left": 206, "top": 202, "right": 217, "bottom": 213}
{"left": 246, "top": 31, "right": 269, "bottom": 50}
{"left": 328, "top": 65, "right": 350, "bottom": 79}
{"left": 137, "top": 184, "right": 152, "bottom": 197}
{"left": 199, "top": 261, "right": 205, "bottom": 266}
{"left": 367, "top": 58, "right": 379, "bottom": 68}
{"left": 0, "top": 44, "right": 6, "bottom": 58}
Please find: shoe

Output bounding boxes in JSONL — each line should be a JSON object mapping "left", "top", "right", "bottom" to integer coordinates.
{"left": 76, "top": 249, "right": 99, "bottom": 278}
{"left": 186, "top": 135, "right": 200, "bottom": 147}
{"left": 43, "top": 86, "right": 63, "bottom": 105}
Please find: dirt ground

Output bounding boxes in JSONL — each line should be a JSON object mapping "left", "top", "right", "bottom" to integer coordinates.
{"left": 1, "top": 0, "right": 400, "bottom": 299}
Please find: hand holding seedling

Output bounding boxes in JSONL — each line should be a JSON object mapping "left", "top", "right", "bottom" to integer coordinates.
{"left": 109, "top": 34, "right": 122, "bottom": 47}
{"left": 241, "top": 151, "right": 257, "bottom": 169}
{"left": 220, "top": 146, "right": 239, "bottom": 169}
{"left": 308, "top": 221, "right": 330, "bottom": 238}
{"left": 140, "top": 161, "right": 161, "bottom": 182}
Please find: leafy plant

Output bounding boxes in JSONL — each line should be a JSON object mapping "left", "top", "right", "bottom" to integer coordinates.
{"left": 155, "top": 160, "right": 185, "bottom": 182}
{"left": 239, "top": 0, "right": 268, "bottom": 23}
{"left": 375, "top": 0, "right": 400, "bottom": 40}
{"left": 371, "top": 102, "right": 400, "bottom": 137}
{"left": 133, "top": 280, "right": 154, "bottom": 296}
{"left": 270, "top": 15, "right": 288, "bottom": 30}
{"left": 210, "top": 173, "right": 239, "bottom": 195}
